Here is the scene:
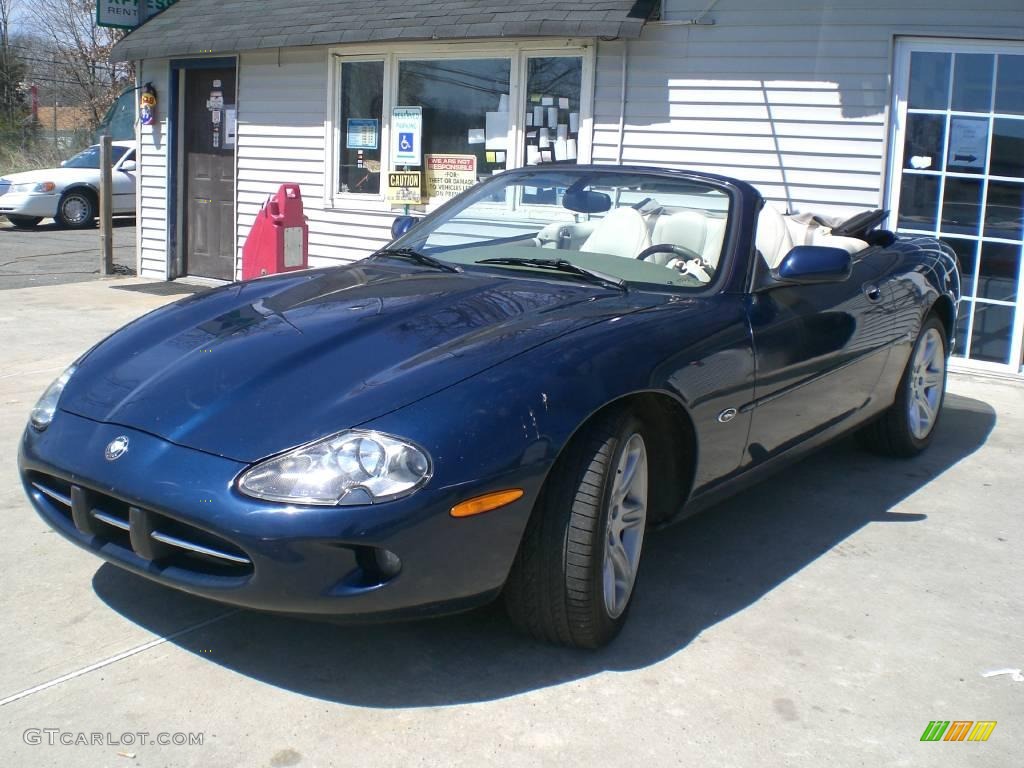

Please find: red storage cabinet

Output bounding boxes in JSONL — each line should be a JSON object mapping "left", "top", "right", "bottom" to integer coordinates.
{"left": 241, "top": 184, "right": 309, "bottom": 280}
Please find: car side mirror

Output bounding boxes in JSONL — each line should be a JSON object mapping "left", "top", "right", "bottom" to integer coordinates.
{"left": 120, "top": 161, "right": 137, "bottom": 172}
{"left": 391, "top": 215, "right": 416, "bottom": 240}
{"left": 774, "top": 245, "right": 852, "bottom": 285}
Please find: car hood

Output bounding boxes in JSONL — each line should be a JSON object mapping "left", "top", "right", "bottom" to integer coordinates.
{"left": 1, "top": 168, "right": 96, "bottom": 186}
{"left": 60, "top": 263, "right": 666, "bottom": 463}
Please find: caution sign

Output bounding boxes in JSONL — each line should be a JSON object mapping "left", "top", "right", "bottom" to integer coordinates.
{"left": 387, "top": 171, "right": 422, "bottom": 205}
{"left": 425, "top": 155, "right": 477, "bottom": 200}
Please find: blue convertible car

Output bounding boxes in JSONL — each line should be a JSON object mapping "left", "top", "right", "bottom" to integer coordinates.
{"left": 20, "top": 166, "right": 959, "bottom": 648}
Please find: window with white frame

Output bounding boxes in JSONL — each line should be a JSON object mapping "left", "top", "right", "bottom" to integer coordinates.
{"left": 332, "top": 44, "right": 592, "bottom": 208}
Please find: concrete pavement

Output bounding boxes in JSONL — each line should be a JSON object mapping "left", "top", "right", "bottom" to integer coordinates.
{"left": 0, "top": 219, "right": 137, "bottom": 290}
{"left": 0, "top": 277, "right": 1021, "bottom": 767}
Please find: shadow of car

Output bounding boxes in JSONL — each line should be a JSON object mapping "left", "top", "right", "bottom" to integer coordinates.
{"left": 91, "top": 391, "right": 994, "bottom": 707}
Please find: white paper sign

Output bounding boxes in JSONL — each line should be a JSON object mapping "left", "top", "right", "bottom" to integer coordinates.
{"left": 224, "top": 108, "right": 237, "bottom": 148}
{"left": 390, "top": 106, "right": 423, "bottom": 167}
{"left": 485, "top": 111, "right": 509, "bottom": 150}
{"left": 949, "top": 118, "right": 986, "bottom": 169}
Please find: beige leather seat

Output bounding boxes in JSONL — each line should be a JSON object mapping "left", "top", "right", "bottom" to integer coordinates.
{"left": 650, "top": 211, "right": 727, "bottom": 269}
{"left": 783, "top": 216, "right": 868, "bottom": 255}
{"left": 580, "top": 207, "right": 651, "bottom": 259}
{"left": 755, "top": 204, "right": 794, "bottom": 269}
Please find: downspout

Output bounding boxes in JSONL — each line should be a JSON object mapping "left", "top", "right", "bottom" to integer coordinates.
{"left": 615, "top": 40, "right": 629, "bottom": 165}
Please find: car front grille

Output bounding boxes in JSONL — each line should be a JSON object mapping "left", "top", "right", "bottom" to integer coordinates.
{"left": 29, "top": 473, "right": 253, "bottom": 579}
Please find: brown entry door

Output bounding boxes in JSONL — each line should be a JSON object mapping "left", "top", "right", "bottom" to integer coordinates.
{"left": 183, "top": 68, "right": 236, "bottom": 280}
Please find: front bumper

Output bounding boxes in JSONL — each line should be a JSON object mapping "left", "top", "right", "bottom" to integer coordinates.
{"left": 0, "top": 192, "right": 58, "bottom": 217}
{"left": 19, "top": 411, "right": 536, "bottom": 619}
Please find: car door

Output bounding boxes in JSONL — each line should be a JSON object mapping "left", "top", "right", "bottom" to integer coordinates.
{"left": 112, "top": 150, "right": 136, "bottom": 214}
{"left": 744, "top": 249, "right": 896, "bottom": 462}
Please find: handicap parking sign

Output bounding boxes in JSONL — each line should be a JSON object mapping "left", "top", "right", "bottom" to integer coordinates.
{"left": 391, "top": 107, "right": 422, "bottom": 167}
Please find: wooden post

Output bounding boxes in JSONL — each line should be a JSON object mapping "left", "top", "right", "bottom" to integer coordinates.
{"left": 99, "top": 135, "right": 113, "bottom": 276}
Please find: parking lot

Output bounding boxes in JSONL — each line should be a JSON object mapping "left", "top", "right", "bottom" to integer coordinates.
{"left": 0, "top": 276, "right": 1021, "bottom": 768}
{"left": 0, "top": 218, "right": 137, "bottom": 290}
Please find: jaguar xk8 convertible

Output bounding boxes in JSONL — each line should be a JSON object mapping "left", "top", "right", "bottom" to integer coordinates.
{"left": 19, "top": 166, "right": 960, "bottom": 648}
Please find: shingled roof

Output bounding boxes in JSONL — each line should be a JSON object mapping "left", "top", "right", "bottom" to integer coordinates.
{"left": 111, "top": 0, "right": 653, "bottom": 62}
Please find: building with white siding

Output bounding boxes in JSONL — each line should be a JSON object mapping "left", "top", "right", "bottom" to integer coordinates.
{"left": 111, "top": 0, "right": 1024, "bottom": 373}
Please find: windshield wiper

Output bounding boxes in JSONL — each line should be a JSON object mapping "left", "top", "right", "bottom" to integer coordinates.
{"left": 476, "top": 257, "right": 627, "bottom": 292}
{"left": 372, "top": 247, "right": 462, "bottom": 273}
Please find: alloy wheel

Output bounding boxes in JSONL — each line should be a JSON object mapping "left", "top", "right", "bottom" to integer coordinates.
{"left": 907, "top": 327, "right": 945, "bottom": 440}
{"left": 602, "top": 432, "right": 648, "bottom": 619}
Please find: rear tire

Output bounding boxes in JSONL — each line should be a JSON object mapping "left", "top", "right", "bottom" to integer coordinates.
{"left": 56, "top": 190, "right": 96, "bottom": 228}
{"left": 5, "top": 215, "right": 42, "bottom": 228}
{"left": 858, "top": 314, "right": 948, "bottom": 457}
{"left": 504, "top": 410, "right": 650, "bottom": 649}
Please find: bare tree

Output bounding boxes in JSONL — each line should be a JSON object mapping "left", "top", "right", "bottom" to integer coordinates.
{"left": 0, "top": 0, "right": 24, "bottom": 127}
{"left": 36, "top": 0, "right": 133, "bottom": 130}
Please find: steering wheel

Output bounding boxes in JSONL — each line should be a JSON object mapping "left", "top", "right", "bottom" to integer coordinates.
{"left": 636, "top": 243, "right": 704, "bottom": 264}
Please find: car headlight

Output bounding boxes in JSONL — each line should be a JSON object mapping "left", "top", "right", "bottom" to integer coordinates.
{"left": 30, "top": 365, "right": 76, "bottom": 431}
{"left": 11, "top": 181, "right": 56, "bottom": 194}
{"left": 237, "top": 430, "right": 432, "bottom": 506}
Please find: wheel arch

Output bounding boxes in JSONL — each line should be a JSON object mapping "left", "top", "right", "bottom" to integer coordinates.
{"left": 541, "top": 390, "right": 698, "bottom": 527}
{"left": 929, "top": 294, "right": 957, "bottom": 349}
{"left": 61, "top": 184, "right": 98, "bottom": 202}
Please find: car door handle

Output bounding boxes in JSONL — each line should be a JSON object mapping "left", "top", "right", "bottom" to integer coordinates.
{"left": 863, "top": 284, "right": 882, "bottom": 302}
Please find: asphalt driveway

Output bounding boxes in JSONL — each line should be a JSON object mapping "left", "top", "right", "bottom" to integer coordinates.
{"left": 0, "top": 217, "right": 137, "bottom": 290}
{"left": 0, "top": 277, "right": 1020, "bottom": 767}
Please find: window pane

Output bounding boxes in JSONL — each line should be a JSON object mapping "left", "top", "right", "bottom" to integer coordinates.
{"left": 991, "top": 118, "right": 1024, "bottom": 179}
{"left": 898, "top": 174, "right": 940, "bottom": 230}
{"left": 524, "top": 57, "right": 583, "bottom": 166}
{"left": 908, "top": 52, "right": 950, "bottom": 110}
{"left": 970, "top": 302, "right": 1014, "bottom": 364}
{"left": 398, "top": 58, "right": 511, "bottom": 202}
{"left": 985, "top": 181, "right": 1024, "bottom": 240}
{"left": 953, "top": 300, "right": 970, "bottom": 358}
{"left": 941, "top": 178, "right": 983, "bottom": 235}
{"left": 946, "top": 117, "right": 988, "bottom": 174}
{"left": 942, "top": 237, "right": 977, "bottom": 296}
{"left": 995, "top": 55, "right": 1024, "bottom": 115}
{"left": 977, "top": 241, "right": 1022, "bottom": 302}
{"left": 903, "top": 113, "right": 945, "bottom": 170}
{"left": 339, "top": 61, "right": 384, "bottom": 195}
{"left": 951, "top": 53, "right": 994, "bottom": 113}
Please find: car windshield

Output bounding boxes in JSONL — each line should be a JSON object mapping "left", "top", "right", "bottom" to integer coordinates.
{"left": 391, "top": 169, "right": 732, "bottom": 290}
{"left": 62, "top": 145, "right": 130, "bottom": 169}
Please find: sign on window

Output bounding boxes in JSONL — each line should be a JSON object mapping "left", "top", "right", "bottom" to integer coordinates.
{"left": 424, "top": 155, "right": 477, "bottom": 200}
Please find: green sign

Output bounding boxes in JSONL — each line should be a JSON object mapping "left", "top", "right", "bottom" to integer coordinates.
{"left": 97, "top": 0, "right": 178, "bottom": 30}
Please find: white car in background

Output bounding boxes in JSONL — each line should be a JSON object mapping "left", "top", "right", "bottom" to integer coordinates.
{"left": 0, "top": 141, "right": 137, "bottom": 229}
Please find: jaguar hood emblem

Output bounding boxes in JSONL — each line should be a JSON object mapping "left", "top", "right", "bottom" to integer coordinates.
{"left": 105, "top": 435, "right": 130, "bottom": 461}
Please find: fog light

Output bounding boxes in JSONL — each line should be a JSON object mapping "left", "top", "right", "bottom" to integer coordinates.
{"left": 374, "top": 548, "right": 402, "bottom": 577}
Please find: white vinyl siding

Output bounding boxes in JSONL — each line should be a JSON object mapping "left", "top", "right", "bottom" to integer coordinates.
{"left": 132, "top": 5, "right": 1023, "bottom": 279}
{"left": 236, "top": 47, "right": 393, "bottom": 277}
{"left": 597, "top": 1, "right": 1024, "bottom": 217}
{"left": 137, "top": 58, "right": 170, "bottom": 279}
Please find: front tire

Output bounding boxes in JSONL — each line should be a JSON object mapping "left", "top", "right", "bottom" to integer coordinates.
{"left": 504, "top": 410, "right": 650, "bottom": 649}
{"left": 5, "top": 215, "right": 42, "bottom": 228}
{"left": 859, "top": 314, "right": 948, "bottom": 457}
{"left": 56, "top": 190, "right": 96, "bottom": 228}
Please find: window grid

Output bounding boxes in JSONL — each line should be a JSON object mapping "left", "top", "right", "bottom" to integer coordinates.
{"left": 895, "top": 46, "right": 1024, "bottom": 368}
